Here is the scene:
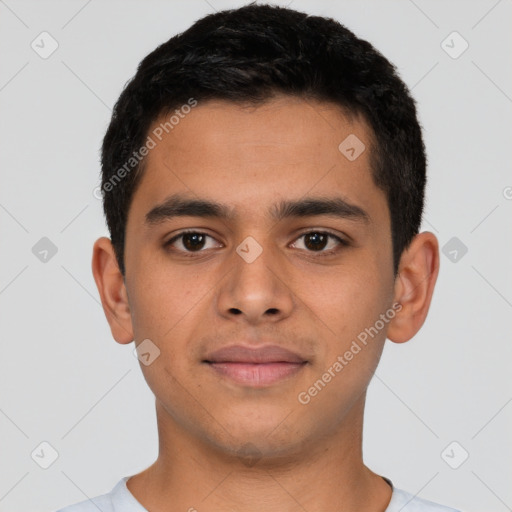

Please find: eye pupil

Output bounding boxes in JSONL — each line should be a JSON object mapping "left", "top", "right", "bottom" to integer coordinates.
{"left": 183, "top": 233, "right": 205, "bottom": 251}
{"left": 304, "top": 232, "right": 327, "bottom": 251}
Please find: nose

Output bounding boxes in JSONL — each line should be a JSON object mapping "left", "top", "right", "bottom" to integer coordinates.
{"left": 216, "top": 239, "right": 295, "bottom": 325}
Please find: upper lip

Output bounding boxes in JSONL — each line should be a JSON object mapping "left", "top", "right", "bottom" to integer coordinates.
{"left": 204, "top": 345, "right": 306, "bottom": 364}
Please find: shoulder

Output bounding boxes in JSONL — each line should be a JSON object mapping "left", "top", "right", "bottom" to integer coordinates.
{"left": 387, "top": 488, "right": 462, "bottom": 512}
{"left": 54, "top": 477, "right": 145, "bottom": 512}
{"left": 54, "top": 493, "right": 113, "bottom": 512}
{"left": 54, "top": 479, "right": 124, "bottom": 512}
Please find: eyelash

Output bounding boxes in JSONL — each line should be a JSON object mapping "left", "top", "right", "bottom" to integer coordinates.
{"left": 164, "top": 230, "right": 349, "bottom": 257}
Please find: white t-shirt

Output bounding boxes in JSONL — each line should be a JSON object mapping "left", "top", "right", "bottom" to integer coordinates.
{"left": 55, "top": 476, "right": 462, "bottom": 512}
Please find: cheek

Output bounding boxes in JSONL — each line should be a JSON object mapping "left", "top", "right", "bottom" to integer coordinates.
{"left": 302, "top": 259, "right": 386, "bottom": 329}
{"left": 295, "top": 277, "right": 388, "bottom": 425}
{"left": 298, "top": 256, "right": 391, "bottom": 389}
{"left": 127, "top": 263, "right": 214, "bottom": 395}
{"left": 127, "top": 258, "right": 209, "bottom": 339}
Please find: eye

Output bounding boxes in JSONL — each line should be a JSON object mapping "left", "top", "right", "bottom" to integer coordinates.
{"left": 291, "top": 231, "right": 348, "bottom": 255}
{"left": 164, "top": 231, "right": 221, "bottom": 254}
{"left": 164, "top": 230, "right": 348, "bottom": 257}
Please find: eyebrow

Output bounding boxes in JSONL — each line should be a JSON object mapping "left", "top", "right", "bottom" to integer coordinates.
{"left": 145, "top": 193, "right": 370, "bottom": 226}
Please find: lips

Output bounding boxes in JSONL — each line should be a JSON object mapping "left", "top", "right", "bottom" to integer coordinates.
{"left": 203, "top": 345, "right": 307, "bottom": 387}
{"left": 204, "top": 344, "right": 306, "bottom": 364}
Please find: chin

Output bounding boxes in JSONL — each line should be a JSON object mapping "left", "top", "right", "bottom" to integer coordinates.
{"left": 203, "top": 419, "right": 311, "bottom": 466}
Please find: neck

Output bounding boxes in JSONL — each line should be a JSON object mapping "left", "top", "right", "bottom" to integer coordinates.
{"left": 127, "top": 395, "right": 392, "bottom": 512}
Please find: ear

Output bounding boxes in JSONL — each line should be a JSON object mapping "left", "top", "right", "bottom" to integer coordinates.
{"left": 386, "top": 231, "right": 440, "bottom": 344}
{"left": 91, "top": 237, "right": 134, "bottom": 344}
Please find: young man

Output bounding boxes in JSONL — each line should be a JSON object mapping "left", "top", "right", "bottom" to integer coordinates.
{"left": 57, "top": 4, "right": 460, "bottom": 511}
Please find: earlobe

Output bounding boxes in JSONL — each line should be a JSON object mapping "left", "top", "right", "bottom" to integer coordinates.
{"left": 386, "top": 232, "right": 440, "bottom": 344}
{"left": 91, "top": 237, "right": 134, "bottom": 344}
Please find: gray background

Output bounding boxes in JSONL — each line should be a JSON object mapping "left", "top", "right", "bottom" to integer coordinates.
{"left": 1, "top": 0, "right": 511, "bottom": 511}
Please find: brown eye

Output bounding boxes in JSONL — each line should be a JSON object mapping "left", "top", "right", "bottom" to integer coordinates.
{"left": 303, "top": 232, "right": 329, "bottom": 251}
{"left": 165, "top": 231, "right": 220, "bottom": 254}
{"left": 181, "top": 233, "right": 206, "bottom": 251}
{"left": 292, "top": 231, "right": 347, "bottom": 255}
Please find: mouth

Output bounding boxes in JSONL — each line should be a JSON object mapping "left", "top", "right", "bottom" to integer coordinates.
{"left": 203, "top": 345, "right": 308, "bottom": 387}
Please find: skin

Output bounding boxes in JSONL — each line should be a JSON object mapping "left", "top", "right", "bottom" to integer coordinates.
{"left": 92, "top": 96, "right": 439, "bottom": 512}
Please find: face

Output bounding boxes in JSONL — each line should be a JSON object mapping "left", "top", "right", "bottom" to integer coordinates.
{"left": 117, "top": 97, "right": 399, "bottom": 460}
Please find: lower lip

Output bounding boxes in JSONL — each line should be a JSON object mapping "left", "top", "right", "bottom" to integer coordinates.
{"left": 207, "top": 362, "right": 306, "bottom": 387}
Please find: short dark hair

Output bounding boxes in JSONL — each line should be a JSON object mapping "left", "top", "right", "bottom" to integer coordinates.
{"left": 100, "top": 3, "right": 426, "bottom": 277}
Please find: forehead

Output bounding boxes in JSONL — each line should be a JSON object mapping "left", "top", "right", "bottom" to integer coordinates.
{"left": 127, "top": 96, "right": 387, "bottom": 227}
